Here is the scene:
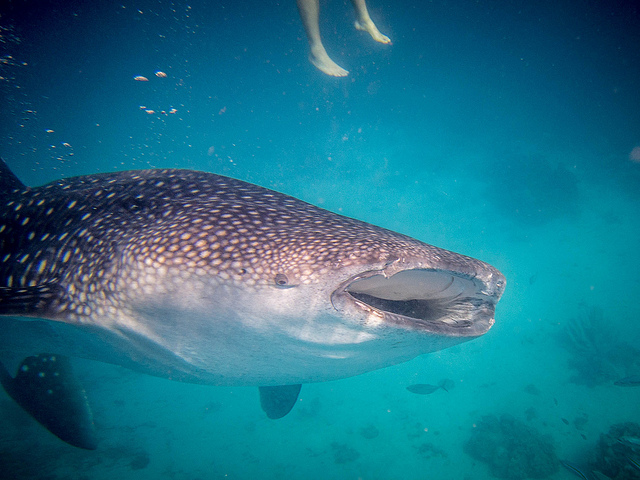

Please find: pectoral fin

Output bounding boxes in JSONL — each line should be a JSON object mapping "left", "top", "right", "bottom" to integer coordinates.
{"left": 0, "top": 283, "right": 62, "bottom": 317}
{"left": 0, "top": 353, "right": 97, "bottom": 449}
{"left": 258, "top": 384, "right": 302, "bottom": 419}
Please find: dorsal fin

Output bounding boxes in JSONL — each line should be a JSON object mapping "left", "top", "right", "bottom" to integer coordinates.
{"left": 0, "top": 158, "right": 26, "bottom": 194}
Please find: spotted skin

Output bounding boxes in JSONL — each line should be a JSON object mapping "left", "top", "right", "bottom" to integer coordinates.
{"left": 0, "top": 160, "right": 505, "bottom": 387}
{"left": 2, "top": 169, "right": 395, "bottom": 318}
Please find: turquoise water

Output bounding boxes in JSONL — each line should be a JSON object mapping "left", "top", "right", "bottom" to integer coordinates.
{"left": 1, "top": 0, "right": 639, "bottom": 479}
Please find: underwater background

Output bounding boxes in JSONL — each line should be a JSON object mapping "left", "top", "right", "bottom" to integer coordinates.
{"left": 1, "top": 0, "right": 639, "bottom": 479}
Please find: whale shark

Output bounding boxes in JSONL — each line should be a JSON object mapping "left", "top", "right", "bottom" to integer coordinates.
{"left": 0, "top": 158, "right": 505, "bottom": 449}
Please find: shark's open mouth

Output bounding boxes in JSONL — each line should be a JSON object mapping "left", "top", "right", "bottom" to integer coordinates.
{"left": 336, "top": 269, "right": 498, "bottom": 336}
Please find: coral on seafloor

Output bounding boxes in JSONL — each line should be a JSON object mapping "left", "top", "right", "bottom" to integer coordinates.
{"left": 560, "top": 306, "right": 640, "bottom": 387}
{"left": 464, "top": 414, "right": 559, "bottom": 479}
{"left": 593, "top": 422, "right": 640, "bottom": 480}
{"left": 331, "top": 442, "right": 360, "bottom": 464}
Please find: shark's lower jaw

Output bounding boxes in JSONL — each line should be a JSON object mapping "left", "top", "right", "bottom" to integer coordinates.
{"left": 334, "top": 269, "right": 499, "bottom": 336}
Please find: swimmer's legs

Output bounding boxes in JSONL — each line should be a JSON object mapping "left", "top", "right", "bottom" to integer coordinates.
{"left": 296, "top": 0, "right": 349, "bottom": 77}
{"left": 351, "top": 0, "right": 391, "bottom": 44}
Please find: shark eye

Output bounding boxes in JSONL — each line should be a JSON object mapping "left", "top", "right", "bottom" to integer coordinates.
{"left": 274, "top": 273, "right": 288, "bottom": 286}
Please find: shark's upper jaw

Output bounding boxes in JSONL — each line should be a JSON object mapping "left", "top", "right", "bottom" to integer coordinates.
{"left": 332, "top": 266, "right": 505, "bottom": 337}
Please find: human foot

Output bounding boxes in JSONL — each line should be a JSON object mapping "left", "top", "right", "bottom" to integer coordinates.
{"left": 355, "top": 19, "right": 391, "bottom": 44}
{"left": 309, "top": 45, "right": 349, "bottom": 76}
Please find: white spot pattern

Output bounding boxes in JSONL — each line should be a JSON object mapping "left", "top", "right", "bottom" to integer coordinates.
{"left": 0, "top": 167, "right": 490, "bottom": 323}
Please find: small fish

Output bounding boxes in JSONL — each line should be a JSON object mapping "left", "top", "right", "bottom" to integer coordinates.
{"left": 155, "top": 71, "right": 167, "bottom": 78}
{"left": 627, "top": 455, "right": 640, "bottom": 472}
{"left": 407, "top": 378, "right": 456, "bottom": 395}
{"left": 591, "top": 471, "right": 613, "bottom": 480}
{"left": 618, "top": 436, "right": 640, "bottom": 449}
{"left": 562, "top": 418, "right": 570, "bottom": 425}
{"left": 560, "top": 460, "right": 597, "bottom": 480}
{"left": 133, "top": 75, "right": 149, "bottom": 82}
{"left": 614, "top": 375, "right": 640, "bottom": 386}
{"left": 439, "top": 378, "right": 456, "bottom": 392}
{"left": 406, "top": 384, "right": 441, "bottom": 395}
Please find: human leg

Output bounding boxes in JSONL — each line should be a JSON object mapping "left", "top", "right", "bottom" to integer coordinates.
{"left": 350, "top": 0, "right": 391, "bottom": 44}
{"left": 296, "top": 0, "right": 349, "bottom": 76}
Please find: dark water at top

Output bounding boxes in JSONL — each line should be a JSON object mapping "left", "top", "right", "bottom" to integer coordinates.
{"left": 0, "top": 0, "right": 639, "bottom": 478}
